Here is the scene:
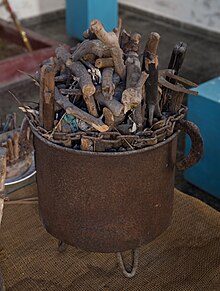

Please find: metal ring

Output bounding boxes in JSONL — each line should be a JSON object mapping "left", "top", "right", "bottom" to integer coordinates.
{"left": 116, "top": 248, "right": 139, "bottom": 278}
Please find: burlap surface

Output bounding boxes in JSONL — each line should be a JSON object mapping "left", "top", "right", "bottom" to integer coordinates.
{"left": 0, "top": 184, "right": 220, "bottom": 291}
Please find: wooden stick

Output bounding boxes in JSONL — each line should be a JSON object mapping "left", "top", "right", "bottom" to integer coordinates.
{"left": 121, "top": 30, "right": 142, "bottom": 127}
{"left": 144, "top": 32, "right": 160, "bottom": 55}
{"left": 143, "top": 32, "right": 161, "bottom": 126}
{"left": 83, "top": 94, "right": 98, "bottom": 117}
{"left": 113, "top": 17, "right": 122, "bottom": 39}
{"left": 94, "top": 91, "right": 124, "bottom": 117}
{"left": 120, "top": 29, "right": 130, "bottom": 52}
{"left": 56, "top": 47, "right": 96, "bottom": 97}
{"left": 95, "top": 57, "right": 114, "bottom": 68}
{"left": 59, "top": 88, "right": 82, "bottom": 96}
{"left": 126, "top": 54, "right": 141, "bottom": 89}
{"left": 55, "top": 88, "right": 109, "bottom": 132}
{"left": 90, "top": 19, "right": 126, "bottom": 80}
{"left": 70, "top": 40, "right": 111, "bottom": 61}
{"left": 102, "top": 67, "right": 115, "bottom": 100}
{"left": 56, "top": 46, "right": 98, "bottom": 117}
{"left": 122, "top": 72, "right": 148, "bottom": 113}
{"left": 18, "top": 117, "right": 32, "bottom": 158}
{"left": 80, "top": 137, "right": 93, "bottom": 151}
{"left": 133, "top": 104, "right": 143, "bottom": 131}
{"left": 0, "top": 147, "right": 7, "bottom": 194}
{"left": 0, "top": 146, "right": 6, "bottom": 225}
{"left": 13, "top": 131, "right": 19, "bottom": 161}
{"left": 121, "top": 30, "right": 141, "bottom": 54}
{"left": 40, "top": 63, "right": 55, "bottom": 131}
{"left": 103, "top": 107, "right": 115, "bottom": 127}
{"left": 7, "top": 138, "right": 14, "bottom": 162}
{"left": 83, "top": 28, "right": 97, "bottom": 40}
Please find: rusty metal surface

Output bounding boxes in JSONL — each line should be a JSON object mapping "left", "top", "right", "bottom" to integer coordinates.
{"left": 33, "top": 129, "right": 178, "bottom": 253}
{"left": 176, "top": 119, "right": 204, "bottom": 170}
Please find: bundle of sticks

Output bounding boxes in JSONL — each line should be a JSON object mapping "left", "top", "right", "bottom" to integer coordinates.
{"left": 30, "top": 19, "right": 198, "bottom": 152}
{"left": 0, "top": 114, "right": 33, "bottom": 178}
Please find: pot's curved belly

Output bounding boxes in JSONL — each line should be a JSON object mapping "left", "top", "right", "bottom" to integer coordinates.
{"left": 33, "top": 132, "right": 177, "bottom": 253}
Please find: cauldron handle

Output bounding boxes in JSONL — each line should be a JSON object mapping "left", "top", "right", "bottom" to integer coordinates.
{"left": 116, "top": 248, "right": 139, "bottom": 278}
{"left": 176, "top": 119, "right": 204, "bottom": 170}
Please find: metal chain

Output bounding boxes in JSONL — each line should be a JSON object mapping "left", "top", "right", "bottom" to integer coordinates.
{"left": 34, "top": 106, "right": 187, "bottom": 150}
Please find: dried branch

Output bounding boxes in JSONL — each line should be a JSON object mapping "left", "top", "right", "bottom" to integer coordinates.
{"left": 103, "top": 107, "right": 115, "bottom": 127}
{"left": 39, "top": 63, "right": 55, "bottom": 131}
{"left": 13, "top": 131, "right": 19, "bottom": 161}
{"left": 56, "top": 46, "right": 98, "bottom": 117}
{"left": 90, "top": 19, "right": 126, "bottom": 80}
{"left": 0, "top": 147, "right": 6, "bottom": 194}
{"left": 126, "top": 55, "right": 141, "bottom": 89}
{"left": 113, "top": 17, "right": 122, "bottom": 39}
{"left": 83, "top": 28, "right": 97, "bottom": 40}
{"left": 7, "top": 138, "right": 14, "bottom": 161}
{"left": 122, "top": 72, "right": 148, "bottom": 113}
{"left": 143, "top": 32, "right": 161, "bottom": 126}
{"left": 55, "top": 88, "right": 109, "bottom": 132}
{"left": 95, "top": 57, "right": 114, "bottom": 68}
{"left": 94, "top": 91, "right": 124, "bottom": 117}
{"left": 71, "top": 39, "right": 111, "bottom": 61}
{"left": 102, "top": 67, "right": 115, "bottom": 100}
{"left": 121, "top": 30, "right": 141, "bottom": 55}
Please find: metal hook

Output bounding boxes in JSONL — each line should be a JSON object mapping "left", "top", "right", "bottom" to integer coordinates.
{"left": 58, "top": 240, "right": 67, "bottom": 253}
{"left": 116, "top": 248, "right": 139, "bottom": 278}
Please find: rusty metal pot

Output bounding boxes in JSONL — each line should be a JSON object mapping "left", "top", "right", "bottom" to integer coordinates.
{"left": 32, "top": 120, "right": 203, "bottom": 277}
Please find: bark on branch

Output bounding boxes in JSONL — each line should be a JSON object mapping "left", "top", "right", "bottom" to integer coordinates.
{"left": 90, "top": 19, "right": 126, "bottom": 80}
{"left": 55, "top": 46, "right": 98, "bottom": 117}
{"left": 71, "top": 39, "right": 111, "bottom": 61}
{"left": 143, "top": 32, "right": 161, "bottom": 126}
{"left": 55, "top": 88, "right": 109, "bottom": 132}
{"left": 39, "top": 63, "right": 55, "bottom": 131}
{"left": 122, "top": 72, "right": 148, "bottom": 113}
{"left": 0, "top": 147, "right": 6, "bottom": 195}
{"left": 95, "top": 57, "right": 114, "bottom": 68}
{"left": 94, "top": 91, "right": 124, "bottom": 117}
{"left": 102, "top": 67, "right": 115, "bottom": 100}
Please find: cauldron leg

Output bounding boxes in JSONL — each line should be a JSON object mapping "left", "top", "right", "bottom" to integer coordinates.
{"left": 116, "top": 248, "right": 139, "bottom": 278}
{"left": 57, "top": 240, "right": 67, "bottom": 253}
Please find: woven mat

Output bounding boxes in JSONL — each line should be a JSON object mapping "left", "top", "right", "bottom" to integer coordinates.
{"left": 0, "top": 185, "right": 220, "bottom": 291}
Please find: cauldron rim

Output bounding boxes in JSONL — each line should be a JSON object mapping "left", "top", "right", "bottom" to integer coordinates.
{"left": 32, "top": 124, "right": 179, "bottom": 157}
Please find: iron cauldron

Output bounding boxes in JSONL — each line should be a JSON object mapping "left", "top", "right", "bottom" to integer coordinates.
{"left": 33, "top": 120, "right": 203, "bottom": 253}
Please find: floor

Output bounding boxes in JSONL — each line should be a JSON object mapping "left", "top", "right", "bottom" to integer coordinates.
{"left": 1, "top": 6, "right": 220, "bottom": 210}
{"left": 27, "top": 8, "right": 220, "bottom": 85}
{"left": 1, "top": 186, "right": 220, "bottom": 290}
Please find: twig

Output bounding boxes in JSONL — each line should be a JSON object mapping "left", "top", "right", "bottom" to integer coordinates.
{"left": 17, "top": 69, "right": 40, "bottom": 87}
{"left": 113, "top": 127, "right": 134, "bottom": 150}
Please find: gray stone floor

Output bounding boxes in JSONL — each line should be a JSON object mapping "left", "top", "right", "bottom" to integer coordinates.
{"left": 1, "top": 6, "right": 220, "bottom": 210}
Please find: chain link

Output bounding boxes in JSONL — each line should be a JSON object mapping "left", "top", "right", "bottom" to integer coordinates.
{"left": 34, "top": 106, "right": 187, "bottom": 150}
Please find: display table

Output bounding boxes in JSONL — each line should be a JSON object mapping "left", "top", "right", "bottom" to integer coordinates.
{"left": 0, "top": 184, "right": 220, "bottom": 290}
